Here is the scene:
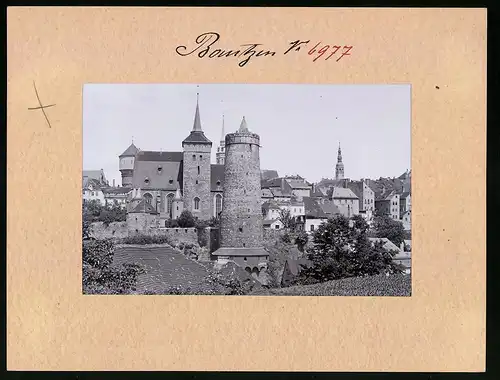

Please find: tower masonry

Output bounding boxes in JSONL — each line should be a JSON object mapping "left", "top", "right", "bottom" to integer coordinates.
{"left": 119, "top": 142, "right": 139, "bottom": 187}
{"left": 182, "top": 95, "right": 213, "bottom": 220}
{"left": 212, "top": 117, "right": 268, "bottom": 279}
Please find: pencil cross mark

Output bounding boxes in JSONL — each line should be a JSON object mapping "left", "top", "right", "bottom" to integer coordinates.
{"left": 28, "top": 81, "right": 54, "bottom": 128}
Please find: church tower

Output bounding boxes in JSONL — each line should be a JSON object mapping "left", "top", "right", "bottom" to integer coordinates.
{"left": 119, "top": 141, "right": 139, "bottom": 187}
{"left": 213, "top": 116, "right": 268, "bottom": 277}
{"left": 216, "top": 115, "right": 226, "bottom": 165}
{"left": 335, "top": 142, "right": 345, "bottom": 180}
{"left": 182, "top": 94, "right": 212, "bottom": 220}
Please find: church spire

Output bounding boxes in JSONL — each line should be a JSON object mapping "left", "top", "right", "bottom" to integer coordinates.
{"left": 220, "top": 114, "right": 225, "bottom": 143}
{"left": 192, "top": 92, "right": 202, "bottom": 132}
{"left": 335, "top": 141, "right": 345, "bottom": 180}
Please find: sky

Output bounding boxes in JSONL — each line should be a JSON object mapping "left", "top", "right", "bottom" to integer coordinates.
{"left": 83, "top": 84, "right": 411, "bottom": 186}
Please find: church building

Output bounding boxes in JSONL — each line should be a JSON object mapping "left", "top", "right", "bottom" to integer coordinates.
{"left": 119, "top": 96, "right": 226, "bottom": 224}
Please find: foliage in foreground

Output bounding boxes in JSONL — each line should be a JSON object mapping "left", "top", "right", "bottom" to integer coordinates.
{"left": 83, "top": 199, "right": 126, "bottom": 226}
{"left": 120, "top": 234, "right": 173, "bottom": 245}
{"left": 372, "top": 213, "right": 407, "bottom": 247}
{"left": 82, "top": 239, "right": 144, "bottom": 294}
{"left": 253, "top": 273, "right": 411, "bottom": 297}
{"left": 297, "top": 215, "right": 402, "bottom": 285}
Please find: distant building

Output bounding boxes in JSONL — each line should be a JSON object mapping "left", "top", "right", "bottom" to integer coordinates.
{"left": 400, "top": 191, "right": 411, "bottom": 216}
{"left": 329, "top": 187, "right": 360, "bottom": 217}
{"left": 375, "top": 190, "right": 400, "bottom": 220}
{"left": 302, "top": 196, "right": 341, "bottom": 233}
{"left": 261, "top": 169, "right": 279, "bottom": 181}
{"left": 103, "top": 187, "right": 131, "bottom": 209}
{"left": 402, "top": 210, "right": 411, "bottom": 231}
{"left": 284, "top": 175, "right": 312, "bottom": 200}
{"left": 82, "top": 178, "right": 105, "bottom": 205}
{"left": 83, "top": 169, "right": 108, "bottom": 188}
{"left": 262, "top": 219, "right": 284, "bottom": 230}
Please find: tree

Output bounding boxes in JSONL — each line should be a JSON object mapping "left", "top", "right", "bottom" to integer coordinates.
{"left": 177, "top": 210, "right": 196, "bottom": 228}
{"left": 82, "top": 239, "right": 144, "bottom": 294}
{"left": 372, "top": 214, "right": 406, "bottom": 246}
{"left": 295, "top": 231, "right": 309, "bottom": 252}
{"left": 297, "top": 214, "right": 402, "bottom": 284}
{"left": 278, "top": 208, "right": 297, "bottom": 231}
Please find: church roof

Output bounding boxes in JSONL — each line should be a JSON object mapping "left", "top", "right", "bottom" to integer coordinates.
{"left": 135, "top": 151, "right": 183, "bottom": 162}
{"left": 210, "top": 164, "right": 225, "bottom": 192}
{"left": 119, "top": 143, "right": 139, "bottom": 157}
{"left": 132, "top": 159, "right": 182, "bottom": 190}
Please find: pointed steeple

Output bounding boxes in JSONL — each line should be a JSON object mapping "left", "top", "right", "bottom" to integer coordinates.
{"left": 182, "top": 93, "right": 212, "bottom": 146}
{"left": 192, "top": 92, "right": 202, "bottom": 132}
{"left": 337, "top": 142, "right": 343, "bottom": 163}
{"left": 220, "top": 114, "right": 226, "bottom": 142}
{"left": 238, "top": 116, "right": 249, "bottom": 133}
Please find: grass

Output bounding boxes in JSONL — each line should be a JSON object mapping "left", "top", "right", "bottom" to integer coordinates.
{"left": 252, "top": 273, "right": 411, "bottom": 296}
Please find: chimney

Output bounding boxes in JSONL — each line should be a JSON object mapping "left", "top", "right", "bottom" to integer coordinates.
{"left": 113, "top": 179, "right": 115, "bottom": 187}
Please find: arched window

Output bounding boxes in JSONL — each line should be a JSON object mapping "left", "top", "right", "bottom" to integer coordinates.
{"left": 193, "top": 197, "right": 200, "bottom": 211}
{"left": 197, "top": 166, "right": 200, "bottom": 175}
{"left": 215, "top": 194, "right": 223, "bottom": 217}
{"left": 143, "top": 193, "right": 153, "bottom": 204}
{"left": 166, "top": 193, "right": 175, "bottom": 217}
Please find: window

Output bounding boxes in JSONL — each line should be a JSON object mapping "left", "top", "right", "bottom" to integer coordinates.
{"left": 144, "top": 193, "right": 153, "bottom": 204}
{"left": 199, "top": 155, "right": 202, "bottom": 159}
{"left": 166, "top": 193, "right": 175, "bottom": 217}
{"left": 310, "top": 225, "right": 315, "bottom": 231}
{"left": 144, "top": 177, "right": 150, "bottom": 185}
{"left": 197, "top": 166, "right": 200, "bottom": 175}
{"left": 192, "top": 154, "right": 196, "bottom": 160}
{"left": 215, "top": 194, "right": 222, "bottom": 216}
{"left": 196, "top": 180, "right": 198, "bottom": 184}
{"left": 239, "top": 227, "right": 243, "bottom": 232}
{"left": 216, "top": 180, "right": 221, "bottom": 186}
{"left": 244, "top": 257, "right": 247, "bottom": 261}
{"left": 193, "top": 197, "right": 200, "bottom": 210}
{"left": 157, "top": 166, "right": 162, "bottom": 174}
{"left": 169, "top": 179, "right": 173, "bottom": 184}
{"left": 275, "top": 224, "right": 280, "bottom": 229}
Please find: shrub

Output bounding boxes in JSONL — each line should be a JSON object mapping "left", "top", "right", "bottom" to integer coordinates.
{"left": 121, "top": 234, "right": 173, "bottom": 245}
{"left": 82, "top": 239, "right": 144, "bottom": 294}
{"left": 295, "top": 231, "right": 309, "bottom": 252}
{"left": 177, "top": 210, "right": 196, "bottom": 228}
{"left": 372, "top": 214, "right": 406, "bottom": 246}
{"left": 164, "top": 219, "right": 179, "bottom": 228}
{"left": 297, "top": 214, "right": 402, "bottom": 284}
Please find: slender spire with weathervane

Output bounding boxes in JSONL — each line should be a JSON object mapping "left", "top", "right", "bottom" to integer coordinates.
{"left": 335, "top": 141, "right": 345, "bottom": 180}
{"left": 238, "top": 116, "right": 249, "bottom": 133}
{"left": 192, "top": 92, "right": 202, "bottom": 132}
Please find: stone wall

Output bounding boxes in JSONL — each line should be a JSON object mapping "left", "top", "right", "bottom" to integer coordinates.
{"left": 89, "top": 222, "right": 128, "bottom": 240}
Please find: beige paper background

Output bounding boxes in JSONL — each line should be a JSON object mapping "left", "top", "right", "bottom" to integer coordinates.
{"left": 7, "top": 7, "right": 486, "bottom": 371}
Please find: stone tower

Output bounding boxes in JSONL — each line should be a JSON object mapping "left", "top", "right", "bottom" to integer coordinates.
{"left": 335, "top": 142, "right": 345, "bottom": 180}
{"left": 119, "top": 142, "right": 139, "bottom": 187}
{"left": 216, "top": 115, "right": 226, "bottom": 165}
{"left": 212, "top": 117, "right": 268, "bottom": 277}
{"left": 182, "top": 94, "right": 213, "bottom": 220}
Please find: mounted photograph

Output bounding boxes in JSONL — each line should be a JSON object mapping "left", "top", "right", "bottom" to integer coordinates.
{"left": 82, "top": 84, "right": 412, "bottom": 296}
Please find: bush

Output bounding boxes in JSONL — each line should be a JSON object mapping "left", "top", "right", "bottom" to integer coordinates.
{"left": 297, "top": 215, "right": 402, "bottom": 285}
{"left": 121, "top": 234, "right": 173, "bottom": 245}
{"left": 164, "top": 219, "right": 179, "bottom": 228}
{"left": 372, "top": 214, "right": 406, "bottom": 246}
{"left": 295, "top": 231, "right": 309, "bottom": 252}
{"left": 177, "top": 210, "right": 196, "bottom": 228}
{"left": 82, "top": 239, "right": 144, "bottom": 294}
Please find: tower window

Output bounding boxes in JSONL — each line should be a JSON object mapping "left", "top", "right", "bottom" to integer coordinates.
{"left": 197, "top": 166, "right": 200, "bottom": 175}
{"left": 192, "top": 154, "right": 196, "bottom": 160}
{"left": 196, "top": 180, "right": 198, "bottom": 184}
{"left": 157, "top": 166, "right": 162, "bottom": 174}
{"left": 199, "top": 155, "right": 202, "bottom": 159}
{"left": 216, "top": 180, "right": 221, "bottom": 186}
{"left": 169, "top": 179, "right": 173, "bottom": 184}
{"left": 193, "top": 197, "right": 200, "bottom": 211}
{"left": 239, "top": 227, "right": 243, "bottom": 232}
{"left": 144, "top": 177, "right": 150, "bottom": 185}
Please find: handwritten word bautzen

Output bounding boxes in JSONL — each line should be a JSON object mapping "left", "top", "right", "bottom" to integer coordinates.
{"left": 176, "top": 32, "right": 353, "bottom": 67}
